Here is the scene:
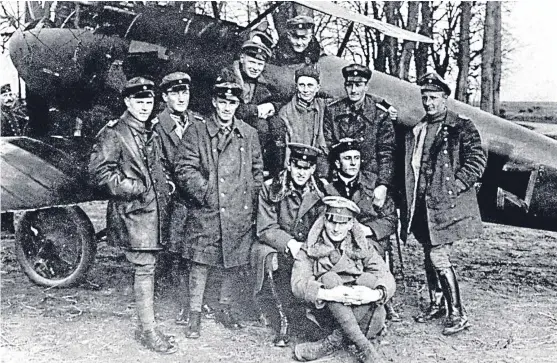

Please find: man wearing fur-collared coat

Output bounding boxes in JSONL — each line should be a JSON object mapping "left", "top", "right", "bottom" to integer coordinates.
{"left": 399, "top": 72, "right": 487, "bottom": 336}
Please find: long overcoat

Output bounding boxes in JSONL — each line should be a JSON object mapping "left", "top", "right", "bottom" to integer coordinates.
{"left": 89, "top": 111, "right": 171, "bottom": 251}
{"left": 174, "top": 115, "right": 263, "bottom": 268}
{"left": 324, "top": 95, "right": 396, "bottom": 189}
{"left": 399, "top": 110, "right": 487, "bottom": 245}
{"left": 152, "top": 108, "right": 204, "bottom": 253}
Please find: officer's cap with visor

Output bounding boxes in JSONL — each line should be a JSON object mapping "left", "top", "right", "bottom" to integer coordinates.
{"left": 329, "top": 138, "right": 361, "bottom": 163}
{"left": 122, "top": 77, "right": 155, "bottom": 99}
{"left": 323, "top": 196, "right": 361, "bottom": 223}
{"left": 241, "top": 40, "right": 272, "bottom": 61}
{"left": 288, "top": 143, "right": 321, "bottom": 169}
{"left": 287, "top": 15, "right": 315, "bottom": 36}
{"left": 342, "top": 64, "right": 372, "bottom": 83}
{"left": 417, "top": 72, "right": 451, "bottom": 96}
{"left": 1, "top": 84, "right": 12, "bottom": 95}
{"left": 160, "top": 72, "right": 191, "bottom": 93}
{"left": 213, "top": 75, "right": 242, "bottom": 102}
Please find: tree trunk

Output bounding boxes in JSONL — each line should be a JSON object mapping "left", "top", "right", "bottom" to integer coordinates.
{"left": 398, "top": 1, "right": 419, "bottom": 80}
{"left": 480, "top": 2, "right": 496, "bottom": 113}
{"left": 372, "top": 1, "right": 387, "bottom": 73}
{"left": 415, "top": 1, "right": 432, "bottom": 79}
{"left": 384, "top": 1, "right": 400, "bottom": 76}
{"left": 455, "top": 2, "right": 472, "bottom": 102}
{"left": 492, "top": 2, "right": 502, "bottom": 115}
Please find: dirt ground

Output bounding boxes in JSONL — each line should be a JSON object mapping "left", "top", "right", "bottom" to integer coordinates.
{"left": 2, "top": 201, "right": 557, "bottom": 363}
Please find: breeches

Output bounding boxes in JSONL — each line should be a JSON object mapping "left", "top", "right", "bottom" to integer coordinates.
{"left": 125, "top": 251, "right": 157, "bottom": 275}
{"left": 424, "top": 243, "right": 454, "bottom": 270}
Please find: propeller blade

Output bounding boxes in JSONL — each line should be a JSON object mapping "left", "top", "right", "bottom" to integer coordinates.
{"left": 294, "top": 0, "right": 433, "bottom": 43}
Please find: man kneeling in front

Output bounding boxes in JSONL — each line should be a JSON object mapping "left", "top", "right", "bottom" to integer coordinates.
{"left": 292, "top": 196, "right": 395, "bottom": 363}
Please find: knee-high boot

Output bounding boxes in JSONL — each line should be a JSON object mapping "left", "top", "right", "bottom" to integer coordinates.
{"left": 134, "top": 271, "right": 177, "bottom": 354}
{"left": 438, "top": 267, "right": 470, "bottom": 335}
{"left": 185, "top": 263, "right": 208, "bottom": 338}
{"left": 383, "top": 250, "right": 401, "bottom": 322}
{"left": 415, "top": 263, "right": 445, "bottom": 323}
{"left": 327, "top": 302, "right": 381, "bottom": 363}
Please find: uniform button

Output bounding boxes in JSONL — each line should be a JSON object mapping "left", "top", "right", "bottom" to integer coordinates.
{"left": 359, "top": 137, "right": 364, "bottom": 141}
{"left": 298, "top": 233, "right": 303, "bottom": 237}
{"left": 446, "top": 177, "right": 450, "bottom": 181}
{"left": 244, "top": 205, "right": 248, "bottom": 210}
{"left": 240, "top": 147, "right": 244, "bottom": 152}
{"left": 213, "top": 149, "right": 217, "bottom": 153}
{"left": 451, "top": 204, "right": 456, "bottom": 208}
{"left": 221, "top": 208, "right": 225, "bottom": 212}
{"left": 243, "top": 191, "right": 247, "bottom": 194}
{"left": 443, "top": 150, "right": 448, "bottom": 154}
{"left": 220, "top": 178, "right": 224, "bottom": 182}
{"left": 444, "top": 163, "right": 449, "bottom": 167}
{"left": 221, "top": 193, "right": 225, "bottom": 197}
{"left": 448, "top": 191, "right": 453, "bottom": 195}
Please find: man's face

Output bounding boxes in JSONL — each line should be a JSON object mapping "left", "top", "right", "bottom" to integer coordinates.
{"left": 335, "top": 150, "right": 361, "bottom": 178}
{"left": 1, "top": 92, "right": 16, "bottom": 108}
{"left": 124, "top": 97, "right": 154, "bottom": 122}
{"left": 163, "top": 88, "right": 190, "bottom": 114}
{"left": 324, "top": 217, "right": 354, "bottom": 243}
{"left": 289, "top": 162, "right": 316, "bottom": 187}
{"left": 240, "top": 54, "right": 266, "bottom": 79}
{"left": 287, "top": 32, "right": 312, "bottom": 53}
{"left": 421, "top": 91, "right": 447, "bottom": 117}
{"left": 212, "top": 97, "right": 240, "bottom": 122}
{"left": 296, "top": 76, "right": 320, "bottom": 103}
{"left": 344, "top": 81, "right": 369, "bottom": 103}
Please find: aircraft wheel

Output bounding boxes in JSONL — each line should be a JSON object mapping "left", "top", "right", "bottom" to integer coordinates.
{"left": 14, "top": 206, "right": 97, "bottom": 288}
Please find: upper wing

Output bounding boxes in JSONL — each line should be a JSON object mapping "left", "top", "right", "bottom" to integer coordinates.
{"left": 515, "top": 121, "right": 557, "bottom": 141}
{"left": 294, "top": 0, "right": 433, "bottom": 43}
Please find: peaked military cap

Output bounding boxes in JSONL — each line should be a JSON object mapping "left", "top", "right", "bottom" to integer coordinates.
{"left": 342, "top": 64, "right": 372, "bottom": 83}
{"left": 160, "top": 72, "right": 191, "bottom": 93}
{"left": 295, "top": 65, "right": 320, "bottom": 82}
{"left": 122, "top": 77, "right": 155, "bottom": 98}
{"left": 287, "top": 15, "right": 315, "bottom": 35}
{"left": 213, "top": 75, "right": 242, "bottom": 100}
{"left": 323, "top": 196, "right": 361, "bottom": 223}
{"left": 417, "top": 72, "right": 451, "bottom": 96}
{"left": 330, "top": 138, "right": 361, "bottom": 161}
{"left": 241, "top": 40, "right": 272, "bottom": 61}
{"left": 1, "top": 84, "right": 12, "bottom": 94}
{"left": 288, "top": 142, "right": 321, "bottom": 168}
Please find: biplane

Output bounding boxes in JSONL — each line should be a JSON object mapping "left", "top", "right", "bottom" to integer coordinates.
{"left": 2, "top": 1, "right": 557, "bottom": 291}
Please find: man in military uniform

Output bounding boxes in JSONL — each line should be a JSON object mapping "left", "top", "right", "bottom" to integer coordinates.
{"left": 324, "top": 64, "right": 397, "bottom": 211}
{"left": 273, "top": 65, "right": 330, "bottom": 177}
{"left": 325, "top": 139, "right": 401, "bottom": 321}
{"left": 1, "top": 83, "right": 27, "bottom": 137}
{"left": 174, "top": 77, "right": 263, "bottom": 339}
{"left": 151, "top": 71, "right": 205, "bottom": 322}
{"left": 89, "top": 77, "right": 177, "bottom": 354}
{"left": 292, "top": 196, "right": 396, "bottom": 363}
{"left": 399, "top": 72, "right": 486, "bottom": 335}
{"left": 219, "top": 39, "right": 284, "bottom": 173}
{"left": 253, "top": 143, "right": 326, "bottom": 346}
{"left": 271, "top": 15, "right": 324, "bottom": 66}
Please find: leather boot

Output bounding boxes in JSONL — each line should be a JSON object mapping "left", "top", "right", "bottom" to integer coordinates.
{"left": 385, "top": 302, "right": 402, "bottom": 322}
{"left": 438, "top": 267, "right": 470, "bottom": 335}
{"left": 135, "top": 273, "right": 177, "bottom": 354}
{"left": 175, "top": 260, "right": 190, "bottom": 326}
{"left": 215, "top": 304, "right": 244, "bottom": 330}
{"left": 185, "top": 311, "right": 201, "bottom": 339}
{"left": 415, "top": 268, "right": 446, "bottom": 323}
{"left": 294, "top": 329, "right": 344, "bottom": 361}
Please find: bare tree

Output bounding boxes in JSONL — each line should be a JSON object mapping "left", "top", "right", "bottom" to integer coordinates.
{"left": 398, "top": 1, "right": 419, "bottom": 80}
{"left": 492, "top": 2, "right": 502, "bottom": 115}
{"left": 384, "top": 1, "right": 400, "bottom": 75}
{"left": 415, "top": 1, "right": 432, "bottom": 79}
{"left": 480, "top": 2, "right": 495, "bottom": 113}
{"left": 455, "top": 1, "right": 472, "bottom": 102}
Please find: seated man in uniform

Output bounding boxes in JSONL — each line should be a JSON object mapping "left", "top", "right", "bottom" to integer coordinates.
{"left": 292, "top": 196, "right": 395, "bottom": 363}
{"left": 326, "top": 139, "right": 401, "bottom": 321}
{"left": 253, "top": 143, "right": 325, "bottom": 346}
{"left": 271, "top": 15, "right": 324, "bottom": 66}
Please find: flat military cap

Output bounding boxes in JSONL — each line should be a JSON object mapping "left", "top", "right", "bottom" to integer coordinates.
{"left": 287, "top": 15, "right": 315, "bottom": 34}
{"left": 329, "top": 138, "right": 361, "bottom": 161}
{"left": 122, "top": 77, "right": 155, "bottom": 98}
{"left": 288, "top": 142, "right": 321, "bottom": 168}
{"left": 159, "top": 72, "right": 191, "bottom": 93}
{"left": 342, "top": 64, "right": 372, "bottom": 83}
{"left": 1, "top": 84, "right": 12, "bottom": 94}
{"left": 295, "top": 65, "right": 320, "bottom": 83}
{"left": 323, "top": 196, "right": 361, "bottom": 223}
{"left": 213, "top": 76, "right": 243, "bottom": 101}
{"left": 241, "top": 40, "right": 272, "bottom": 61}
{"left": 417, "top": 72, "right": 451, "bottom": 96}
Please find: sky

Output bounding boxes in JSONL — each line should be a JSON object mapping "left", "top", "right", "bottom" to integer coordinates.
{"left": 0, "top": 1, "right": 556, "bottom": 102}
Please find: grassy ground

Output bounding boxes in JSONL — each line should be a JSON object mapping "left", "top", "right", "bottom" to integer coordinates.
{"left": 500, "top": 101, "right": 557, "bottom": 123}
{"left": 2, "top": 201, "right": 557, "bottom": 363}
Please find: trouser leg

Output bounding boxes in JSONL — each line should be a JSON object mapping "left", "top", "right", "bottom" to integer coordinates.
{"left": 216, "top": 267, "right": 244, "bottom": 329}
{"left": 188, "top": 262, "right": 209, "bottom": 313}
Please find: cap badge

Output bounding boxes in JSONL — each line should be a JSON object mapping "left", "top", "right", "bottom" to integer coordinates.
{"left": 178, "top": 80, "right": 182, "bottom": 84}
{"left": 302, "top": 155, "right": 307, "bottom": 160}
{"left": 140, "top": 78, "right": 145, "bottom": 84}
{"left": 142, "top": 85, "right": 147, "bottom": 90}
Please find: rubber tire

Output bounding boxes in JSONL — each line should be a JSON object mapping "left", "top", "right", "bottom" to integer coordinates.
{"left": 15, "top": 206, "right": 97, "bottom": 288}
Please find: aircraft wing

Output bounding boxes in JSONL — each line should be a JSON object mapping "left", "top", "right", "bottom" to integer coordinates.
{"left": 294, "top": 0, "right": 433, "bottom": 43}
{"left": 514, "top": 121, "right": 557, "bottom": 141}
{"left": 1, "top": 137, "right": 100, "bottom": 212}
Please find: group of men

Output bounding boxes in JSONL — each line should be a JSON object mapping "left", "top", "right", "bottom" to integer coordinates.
{"left": 88, "top": 14, "right": 487, "bottom": 363}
